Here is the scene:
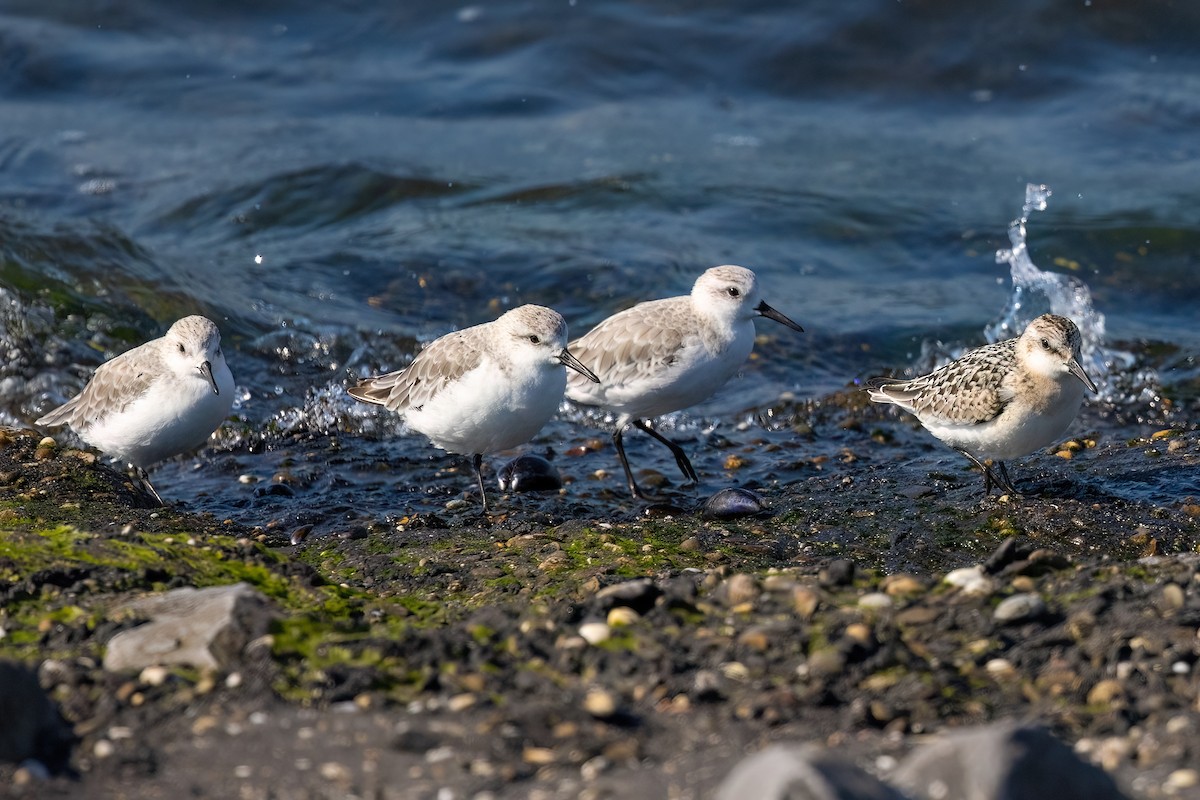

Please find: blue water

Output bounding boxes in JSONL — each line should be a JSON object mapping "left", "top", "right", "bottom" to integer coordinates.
{"left": 2, "top": 0, "right": 1198, "bottom": 516}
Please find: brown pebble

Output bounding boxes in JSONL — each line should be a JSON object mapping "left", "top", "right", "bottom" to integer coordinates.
{"left": 720, "top": 574, "right": 760, "bottom": 606}
{"left": 680, "top": 536, "right": 701, "bottom": 551}
{"left": 791, "top": 586, "right": 820, "bottom": 619}
{"left": 736, "top": 627, "right": 771, "bottom": 652}
{"left": 522, "top": 746, "right": 556, "bottom": 765}
{"left": 723, "top": 454, "right": 748, "bottom": 470}
{"left": 882, "top": 574, "right": 924, "bottom": 596}
{"left": 1087, "top": 679, "right": 1125, "bottom": 706}
{"left": 583, "top": 689, "right": 617, "bottom": 718}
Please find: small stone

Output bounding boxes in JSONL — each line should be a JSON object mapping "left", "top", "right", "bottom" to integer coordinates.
{"left": 1009, "top": 575, "right": 1037, "bottom": 593}
{"left": 139, "top": 666, "right": 170, "bottom": 687}
{"left": 993, "top": 593, "right": 1046, "bottom": 624}
{"left": 882, "top": 575, "right": 924, "bottom": 596}
{"left": 1158, "top": 583, "right": 1186, "bottom": 613}
{"left": 93, "top": 739, "right": 115, "bottom": 759}
{"left": 578, "top": 622, "right": 611, "bottom": 645}
{"left": 843, "top": 623, "right": 872, "bottom": 644}
{"left": 448, "top": 693, "right": 476, "bottom": 712}
{"left": 858, "top": 592, "right": 893, "bottom": 612}
{"left": 719, "top": 573, "right": 760, "bottom": 606}
{"left": 1166, "top": 769, "right": 1200, "bottom": 791}
{"left": 606, "top": 607, "right": 640, "bottom": 627}
{"left": 807, "top": 648, "right": 845, "bottom": 678}
{"left": 985, "top": 658, "right": 1016, "bottom": 679}
{"left": 737, "top": 627, "right": 771, "bottom": 652}
{"left": 791, "top": 586, "right": 820, "bottom": 619}
{"left": 1087, "top": 679, "right": 1125, "bottom": 706}
{"left": 523, "top": 746, "right": 556, "bottom": 765}
{"left": 821, "top": 559, "right": 856, "bottom": 587}
{"left": 583, "top": 689, "right": 617, "bottom": 718}
{"left": 680, "top": 536, "right": 701, "bottom": 551}
{"left": 289, "top": 525, "right": 313, "bottom": 545}
{"left": 944, "top": 566, "right": 995, "bottom": 597}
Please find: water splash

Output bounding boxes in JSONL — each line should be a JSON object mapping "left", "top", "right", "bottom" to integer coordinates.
{"left": 985, "top": 183, "right": 1137, "bottom": 401}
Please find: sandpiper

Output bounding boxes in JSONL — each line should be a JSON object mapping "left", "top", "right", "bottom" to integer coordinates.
{"left": 866, "top": 313, "right": 1098, "bottom": 495}
{"left": 35, "top": 315, "right": 235, "bottom": 502}
{"left": 348, "top": 304, "right": 598, "bottom": 511}
{"left": 566, "top": 265, "right": 803, "bottom": 498}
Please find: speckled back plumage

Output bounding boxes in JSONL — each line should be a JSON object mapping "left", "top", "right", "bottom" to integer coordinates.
{"left": 866, "top": 337, "right": 1019, "bottom": 426}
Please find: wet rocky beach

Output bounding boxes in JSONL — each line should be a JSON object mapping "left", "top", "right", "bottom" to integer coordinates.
{"left": 3, "top": 379, "right": 1200, "bottom": 799}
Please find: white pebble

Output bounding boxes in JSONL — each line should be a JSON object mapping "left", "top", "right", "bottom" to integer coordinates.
{"left": 578, "top": 622, "right": 611, "bottom": 645}
{"left": 857, "top": 592, "right": 894, "bottom": 611}
{"left": 993, "top": 593, "right": 1046, "bottom": 623}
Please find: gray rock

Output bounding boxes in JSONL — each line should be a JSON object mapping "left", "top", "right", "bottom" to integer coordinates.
{"left": 893, "top": 722, "right": 1128, "bottom": 800}
{"left": 992, "top": 593, "right": 1046, "bottom": 624}
{"left": 103, "top": 583, "right": 278, "bottom": 673}
{"left": 0, "top": 660, "right": 73, "bottom": 771}
{"left": 715, "top": 744, "right": 910, "bottom": 800}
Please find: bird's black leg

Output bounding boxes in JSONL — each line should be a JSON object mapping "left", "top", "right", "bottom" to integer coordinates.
{"left": 631, "top": 419, "right": 699, "bottom": 484}
{"left": 954, "top": 448, "right": 998, "bottom": 496}
{"left": 993, "top": 461, "right": 1021, "bottom": 496}
{"left": 612, "top": 425, "right": 644, "bottom": 499}
{"left": 132, "top": 465, "right": 165, "bottom": 507}
{"left": 471, "top": 453, "right": 490, "bottom": 512}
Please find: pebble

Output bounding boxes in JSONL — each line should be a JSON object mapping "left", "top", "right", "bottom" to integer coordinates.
{"left": 719, "top": 573, "right": 760, "bottom": 606}
{"left": 606, "top": 607, "right": 639, "bottom": 627}
{"left": 993, "top": 592, "right": 1046, "bottom": 623}
{"left": 1166, "top": 769, "right": 1200, "bottom": 791}
{"left": 882, "top": 574, "right": 924, "bottom": 596}
{"left": 578, "top": 622, "right": 611, "bottom": 645}
{"left": 821, "top": 559, "right": 856, "bottom": 587}
{"left": 985, "top": 658, "right": 1017, "bottom": 679}
{"left": 944, "top": 566, "right": 995, "bottom": 597}
{"left": 806, "top": 648, "right": 846, "bottom": 679}
{"left": 583, "top": 689, "right": 617, "bottom": 718}
{"left": 448, "top": 693, "right": 476, "bottom": 712}
{"left": 522, "top": 746, "right": 556, "bottom": 765}
{"left": 139, "top": 665, "right": 170, "bottom": 686}
{"left": 736, "top": 627, "right": 771, "bottom": 652}
{"left": 791, "top": 586, "right": 820, "bottom": 619}
{"left": 93, "top": 739, "right": 115, "bottom": 759}
{"left": 857, "top": 592, "right": 893, "bottom": 612}
{"left": 1087, "top": 679, "right": 1125, "bottom": 706}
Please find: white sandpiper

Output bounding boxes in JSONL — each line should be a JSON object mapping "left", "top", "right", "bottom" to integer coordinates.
{"left": 865, "top": 313, "right": 1098, "bottom": 496}
{"left": 566, "top": 265, "right": 804, "bottom": 498}
{"left": 35, "top": 315, "right": 236, "bottom": 502}
{"left": 347, "top": 304, "right": 599, "bottom": 512}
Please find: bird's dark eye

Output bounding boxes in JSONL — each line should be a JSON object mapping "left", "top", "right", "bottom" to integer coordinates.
{"left": 727, "top": 287, "right": 740, "bottom": 297}
{"left": 528, "top": 335, "right": 540, "bottom": 344}
{"left": 1040, "top": 338, "right": 1051, "bottom": 350}
{"left": 177, "top": 343, "right": 186, "bottom": 354}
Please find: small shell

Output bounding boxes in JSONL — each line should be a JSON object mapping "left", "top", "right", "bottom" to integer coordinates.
{"left": 701, "top": 487, "right": 764, "bottom": 519}
{"left": 496, "top": 454, "right": 563, "bottom": 493}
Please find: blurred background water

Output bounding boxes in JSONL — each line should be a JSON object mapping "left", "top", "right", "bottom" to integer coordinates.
{"left": 2, "top": 0, "right": 1198, "bottom": 519}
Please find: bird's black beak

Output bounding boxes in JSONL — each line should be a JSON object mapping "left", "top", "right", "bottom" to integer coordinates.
{"left": 755, "top": 300, "right": 804, "bottom": 332}
{"left": 198, "top": 361, "right": 220, "bottom": 394}
{"left": 558, "top": 348, "right": 600, "bottom": 383}
{"left": 1067, "top": 357, "right": 1098, "bottom": 394}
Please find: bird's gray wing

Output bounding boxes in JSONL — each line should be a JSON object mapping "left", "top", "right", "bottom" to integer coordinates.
{"left": 567, "top": 298, "right": 691, "bottom": 391}
{"left": 348, "top": 329, "right": 484, "bottom": 413}
{"left": 35, "top": 343, "right": 162, "bottom": 428}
